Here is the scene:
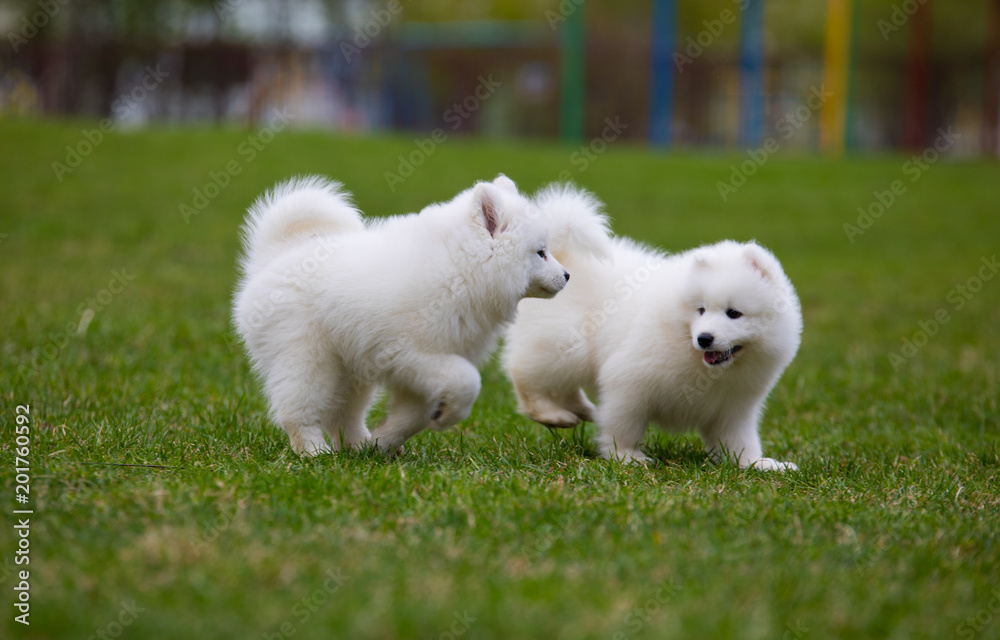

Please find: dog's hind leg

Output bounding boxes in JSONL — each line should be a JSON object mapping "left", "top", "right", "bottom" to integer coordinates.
{"left": 564, "top": 389, "right": 597, "bottom": 423}
{"left": 513, "top": 382, "right": 594, "bottom": 429}
{"left": 265, "top": 363, "right": 336, "bottom": 457}
{"left": 594, "top": 399, "right": 651, "bottom": 464}
{"left": 260, "top": 341, "right": 371, "bottom": 456}
{"left": 323, "top": 377, "right": 376, "bottom": 451}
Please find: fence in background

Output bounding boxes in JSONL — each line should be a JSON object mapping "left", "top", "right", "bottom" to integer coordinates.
{"left": 1, "top": 1, "right": 997, "bottom": 156}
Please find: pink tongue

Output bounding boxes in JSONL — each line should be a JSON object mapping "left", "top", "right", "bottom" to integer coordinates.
{"left": 704, "top": 351, "right": 722, "bottom": 364}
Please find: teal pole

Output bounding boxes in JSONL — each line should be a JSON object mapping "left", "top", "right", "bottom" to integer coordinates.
{"left": 649, "top": 0, "right": 677, "bottom": 146}
{"left": 559, "top": 7, "right": 585, "bottom": 143}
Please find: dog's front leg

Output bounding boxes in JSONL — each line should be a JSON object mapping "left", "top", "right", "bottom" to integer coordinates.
{"left": 700, "top": 411, "right": 797, "bottom": 471}
{"left": 594, "top": 400, "right": 652, "bottom": 464}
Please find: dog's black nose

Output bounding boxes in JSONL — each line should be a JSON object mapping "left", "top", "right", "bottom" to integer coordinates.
{"left": 564, "top": 271, "right": 570, "bottom": 282}
{"left": 697, "top": 333, "right": 714, "bottom": 348}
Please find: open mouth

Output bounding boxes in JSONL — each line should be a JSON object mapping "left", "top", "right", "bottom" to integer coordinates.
{"left": 703, "top": 345, "right": 743, "bottom": 366}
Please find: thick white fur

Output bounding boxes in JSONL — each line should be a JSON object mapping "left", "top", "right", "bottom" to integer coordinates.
{"left": 504, "top": 185, "right": 802, "bottom": 471}
{"left": 234, "top": 175, "right": 569, "bottom": 456}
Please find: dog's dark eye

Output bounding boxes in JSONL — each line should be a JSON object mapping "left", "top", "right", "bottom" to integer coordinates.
{"left": 697, "top": 307, "right": 705, "bottom": 315}
{"left": 537, "top": 250, "right": 546, "bottom": 259}
{"left": 726, "top": 308, "right": 743, "bottom": 319}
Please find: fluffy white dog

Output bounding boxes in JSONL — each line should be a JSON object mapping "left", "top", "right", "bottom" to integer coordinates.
{"left": 504, "top": 185, "right": 802, "bottom": 471}
{"left": 233, "top": 175, "right": 569, "bottom": 455}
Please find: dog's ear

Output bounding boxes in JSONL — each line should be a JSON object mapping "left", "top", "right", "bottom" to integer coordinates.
{"left": 691, "top": 249, "right": 711, "bottom": 269}
{"left": 473, "top": 183, "right": 503, "bottom": 238}
{"left": 742, "top": 242, "right": 778, "bottom": 280}
{"left": 493, "top": 174, "right": 518, "bottom": 194}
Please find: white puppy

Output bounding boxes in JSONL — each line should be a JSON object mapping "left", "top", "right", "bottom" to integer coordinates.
{"left": 504, "top": 185, "right": 802, "bottom": 471}
{"left": 234, "top": 175, "right": 569, "bottom": 455}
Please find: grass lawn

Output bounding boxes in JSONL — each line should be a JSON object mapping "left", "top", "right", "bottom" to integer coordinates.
{"left": 1, "top": 118, "right": 998, "bottom": 639}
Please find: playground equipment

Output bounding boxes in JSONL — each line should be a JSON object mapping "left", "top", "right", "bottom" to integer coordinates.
{"left": 606, "top": 0, "right": 998, "bottom": 154}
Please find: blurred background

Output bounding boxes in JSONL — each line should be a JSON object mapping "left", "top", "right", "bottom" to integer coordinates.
{"left": 0, "top": 0, "right": 996, "bottom": 156}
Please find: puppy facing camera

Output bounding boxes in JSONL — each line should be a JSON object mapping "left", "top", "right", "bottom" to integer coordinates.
{"left": 504, "top": 185, "right": 801, "bottom": 471}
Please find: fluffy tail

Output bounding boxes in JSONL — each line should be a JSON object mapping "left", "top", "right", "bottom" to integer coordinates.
{"left": 533, "top": 183, "right": 613, "bottom": 263}
{"left": 238, "top": 176, "right": 364, "bottom": 273}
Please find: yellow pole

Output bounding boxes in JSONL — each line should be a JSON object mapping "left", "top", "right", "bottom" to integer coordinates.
{"left": 821, "top": 0, "right": 852, "bottom": 154}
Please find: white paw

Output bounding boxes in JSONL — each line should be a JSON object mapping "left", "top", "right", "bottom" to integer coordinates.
{"left": 292, "top": 428, "right": 332, "bottom": 456}
{"left": 748, "top": 458, "right": 798, "bottom": 472}
{"left": 603, "top": 448, "right": 652, "bottom": 465}
{"left": 297, "top": 441, "right": 332, "bottom": 457}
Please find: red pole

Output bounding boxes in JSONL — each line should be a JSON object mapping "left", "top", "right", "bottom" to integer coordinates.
{"left": 902, "top": 0, "right": 932, "bottom": 151}
{"left": 985, "top": 0, "right": 1000, "bottom": 156}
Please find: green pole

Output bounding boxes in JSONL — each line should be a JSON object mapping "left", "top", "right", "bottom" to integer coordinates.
{"left": 559, "top": 7, "right": 585, "bottom": 143}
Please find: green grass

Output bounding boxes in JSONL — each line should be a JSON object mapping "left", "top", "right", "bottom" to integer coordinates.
{"left": 1, "top": 118, "right": 998, "bottom": 639}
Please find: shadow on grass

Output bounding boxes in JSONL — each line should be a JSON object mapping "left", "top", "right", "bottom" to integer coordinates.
{"left": 642, "top": 433, "right": 712, "bottom": 469}
{"left": 535, "top": 422, "right": 712, "bottom": 470}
